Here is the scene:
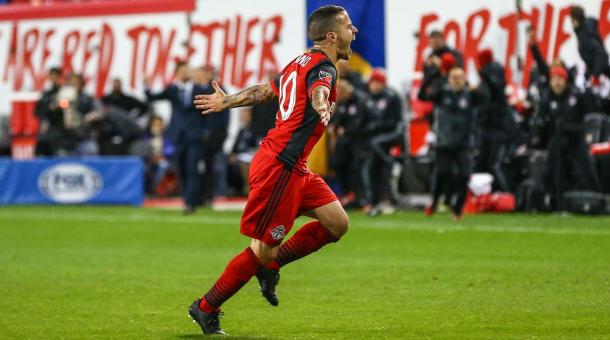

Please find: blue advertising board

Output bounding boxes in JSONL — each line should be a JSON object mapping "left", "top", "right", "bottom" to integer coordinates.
{"left": 0, "top": 157, "right": 143, "bottom": 205}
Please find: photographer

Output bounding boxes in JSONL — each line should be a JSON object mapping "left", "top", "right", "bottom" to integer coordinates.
{"left": 35, "top": 70, "right": 97, "bottom": 156}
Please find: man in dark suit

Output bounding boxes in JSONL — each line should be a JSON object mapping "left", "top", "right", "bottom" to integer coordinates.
{"left": 145, "top": 61, "right": 207, "bottom": 214}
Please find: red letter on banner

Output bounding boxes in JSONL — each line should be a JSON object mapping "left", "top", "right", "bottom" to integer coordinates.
{"left": 464, "top": 9, "right": 490, "bottom": 72}
{"left": 414, "top": 13, "right": 438, "bottom": 73}
{"left": 258, "top": 15, "right": 282, "bottom": 81}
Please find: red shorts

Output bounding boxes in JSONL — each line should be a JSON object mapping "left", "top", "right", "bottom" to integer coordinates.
{"left": 240, "top": 150, "right": 338, "bottom": 246}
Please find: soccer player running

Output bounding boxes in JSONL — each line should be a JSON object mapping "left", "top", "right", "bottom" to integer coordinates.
{"left": 188, "top": 5, "right": 358, "bottom": 335}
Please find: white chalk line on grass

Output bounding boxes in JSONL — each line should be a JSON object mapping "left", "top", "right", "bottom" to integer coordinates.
{"left": 1, "top": 210, "right": 610, "bottom": 236}
{"left": 366, "top": 220, "right": 610, "bottom": 236}
{"left": 0, "top": 211, "right": 237, "bottom": 225}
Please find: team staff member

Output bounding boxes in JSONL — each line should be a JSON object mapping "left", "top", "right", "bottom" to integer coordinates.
{"left": 419, "top": 66, "right": 487, "bottom": 220}
{"left": 361, "top": 69, "right": 404, "bottom": 214}
{"left": 475, "top": 49, "right": 512, "bottom": 192}
{"left": 35, "top": 67, "right": 67, "bottom": 155}
{"left": 145, "top": 62, "right": 212, "bottom": 214}
{"left": 533, "top": 66, "right": 601, "bottom": 209}
{"left": 427, "top": 30, "right": 464, "bottom": 67}
{"left": 330, "top": 78, "right": 373, "bottom": 207}
{"left": 570, "top": 5, "right": 610, "bottom": 82}
{"left": 194, "top": 65, "right": 230, "bottom": 206}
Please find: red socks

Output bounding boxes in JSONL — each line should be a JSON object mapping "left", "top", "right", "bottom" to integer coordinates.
{"left": 271, "top": 221, "right": 338, "bottom": 269}
{"left": 200, "top": 247, "right": 262, "bottom": 313}
{"left": 199, "top": 222, "right": 338, "bottom": 312}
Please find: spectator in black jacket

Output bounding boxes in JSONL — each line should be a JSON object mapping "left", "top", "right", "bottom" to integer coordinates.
{"left": 196, "top": 67, "right": 230, "bottom": 206}
{"left": 36, "top": 71, "right": 98, "bottom": 156}
{"left": 528, "top": 32, "right": 578, "bottom": 88}
{"left": 251, "top": 70, "right": 279, "bottom": 142}
{"left": 570, "top": 5, "right": 610, "bottom": 82}
{"left": 533, "top": 66, "right": 601, "bottom": 210}
{"left": 419, "top": 66, "right": 487, "bottom": 220}
{"left": 84, "top": 105, "right": 143, "bottom": 155}
{"left": 363, "top": 69, "right": 404, "bottom": 215}
{"left": 35, "top": 67, "right": 67, "bottom": 155}
{"left": 422, "top": 51, "right": 458, "bottom": 126}
{"left": 428, "top": 30, "right": 464, "bottom": 67}
{"left": 330, "top": 78, "right": 373, "bottom": 207}
{"left": 228, "top": 107, "right": 257, "bottom": 195}
{"left": 528, "top": 32, "right": 593, "bottom": 148}
{"left": 135, "top": 115, "right": 171, "bottom": 195}
{"left": 475, "top": 49, "right": 513, "bottom": 192}
{"left": 101, "top": 78, "right": 148, "bottom": 119}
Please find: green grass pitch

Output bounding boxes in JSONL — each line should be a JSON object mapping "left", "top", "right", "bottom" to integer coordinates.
{"left": 1, "top": 206, "right": 609, "bottom": 339}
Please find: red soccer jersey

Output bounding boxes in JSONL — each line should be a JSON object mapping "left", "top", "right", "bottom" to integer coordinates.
{"left": 262, "top": 49, "right": 338, "bottom": 175}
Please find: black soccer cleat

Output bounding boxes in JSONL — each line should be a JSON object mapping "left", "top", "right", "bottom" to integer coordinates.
{"left": 188, "top": 299, "right": 227, "bottom": 335}
{"left": 256, "top": 267, "right": 280, "bottom": 306}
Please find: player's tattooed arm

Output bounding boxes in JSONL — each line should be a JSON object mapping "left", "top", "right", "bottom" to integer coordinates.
{"left": 311, "top": 85, "right": 331, "bottom": 126}
{"left": 194, "top": 81, "right": 277, "bottom": 114}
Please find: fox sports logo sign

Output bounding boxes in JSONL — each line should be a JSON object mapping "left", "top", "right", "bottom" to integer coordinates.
{"left": 38, "top": 163, "right": 103, "bottom": 203}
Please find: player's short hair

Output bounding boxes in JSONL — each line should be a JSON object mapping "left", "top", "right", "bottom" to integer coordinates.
{"left": 307, "top": 5, "right": 346, "bottom": 42}
{"left": 570, "top": 5, "right": 585, "bottom": 23}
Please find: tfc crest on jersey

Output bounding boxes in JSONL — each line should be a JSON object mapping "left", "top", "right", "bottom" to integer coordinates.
{"left": 262, "top": 49, "right": 338, "bottom": 174}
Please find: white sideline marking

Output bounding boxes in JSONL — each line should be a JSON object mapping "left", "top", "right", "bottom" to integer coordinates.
{"left": 365, "top": 221, "right": 610, "bottom": 236}
{"left": 1, "top": 211, "right": 610, "bottom": 236}
{"left": 0, "top": 211, "right": 237, "bottom": 225}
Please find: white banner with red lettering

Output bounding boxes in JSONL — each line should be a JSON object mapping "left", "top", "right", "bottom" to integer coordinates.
{"left": 3, "top": 0, "right": 610, "bottom": 116}
{"left": 0, "top": 0, "right": 306, "bottom": 114}
{"left": 386, "top": 0, "right": 607, "bottom": 89}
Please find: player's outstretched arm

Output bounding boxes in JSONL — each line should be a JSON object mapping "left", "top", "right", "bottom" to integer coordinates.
{"left": 194, "top": 81, "right": 277, "bottom": 115}
{"left": 311, "top": 85, "right": 331, "bottom": 126}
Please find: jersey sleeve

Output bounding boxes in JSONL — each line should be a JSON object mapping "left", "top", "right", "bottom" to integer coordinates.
{"left": 269, "top": 73, "right": 281, "bottom": 96}
{"left": 306, "top": 63, "right": 337, "bottom": 100}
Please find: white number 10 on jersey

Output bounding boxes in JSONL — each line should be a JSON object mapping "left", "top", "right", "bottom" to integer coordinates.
{"left": 278, "top": 71, "right": 297, "bottom": 120}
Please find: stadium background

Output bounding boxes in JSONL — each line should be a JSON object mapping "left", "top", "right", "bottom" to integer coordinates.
{"left": 0, "top": 0, "right": 599, "bottom": 104}
{"left": 0, "top": 0, "right": 607, "bottom": 206}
